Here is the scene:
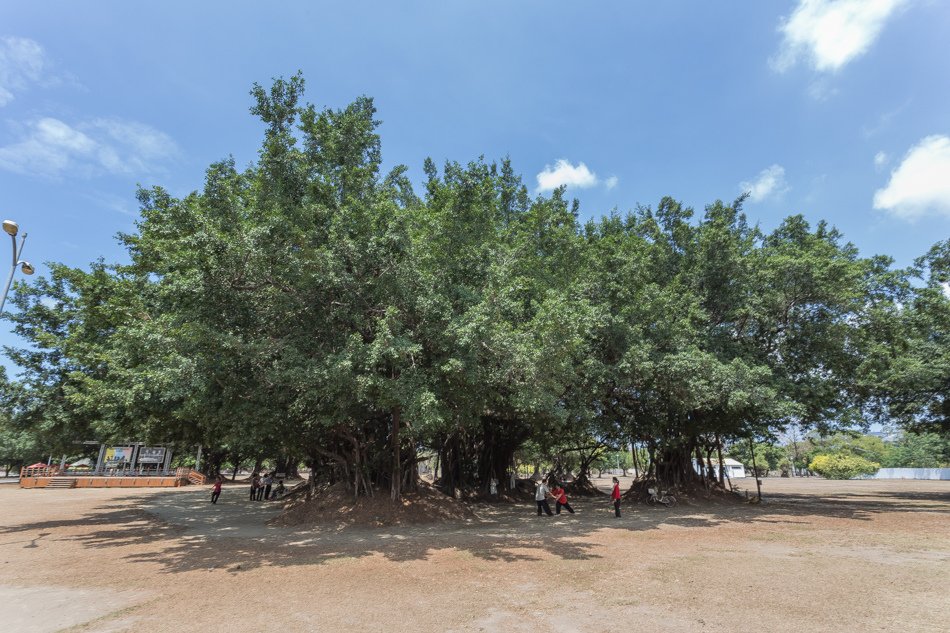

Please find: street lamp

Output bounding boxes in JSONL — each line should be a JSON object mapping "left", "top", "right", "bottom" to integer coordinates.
{"left": 0, "top": 219, "right": 35, "bottom": 314}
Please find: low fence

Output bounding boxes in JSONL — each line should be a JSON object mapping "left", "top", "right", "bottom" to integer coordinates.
{"left": 177, "top": 467, "right": 206, "bottom": 485}
{"left": 20, "top": 467, "right": 207, "bottom": 489}
{"left": 19, "top": 466, "right": 175, "bottom": 478}
{"left": 871, "top": 468, "right": 950, "bottom": 480}
{"left": 20, "top": 466, "right": 57, "bottom": 478}
{"left": 19, "top": 475, "right": 184, "bottom": 489}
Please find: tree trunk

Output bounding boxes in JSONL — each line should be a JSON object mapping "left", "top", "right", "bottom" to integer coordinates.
{"left": 715, "top": 434, "right": 725, "bottom": 486}
{"left": 274, "top": 454, "right": 300, "bottom": 479}
{"left": 653, "top": 438, "right": 702, "bottom": 489}
{"left": 307, "top": 458, "right": 317, "bottom": 500}
{"left": 646, "top": 442, "right": 657, "bottom": 479}
{"left": 391, "top": 407, "right": 401, "bottom": 502}
{"left": 705, "top": 445, "right": 716, "bottom": 485}
{"left": 696, "top": 445, "right": 708, "bottom": 490}
{"left": 748, "top": 436, "right": 762, "bottom": 502}
{"left": 202, "top": 449, "right": 226, "bottom": 478}
{"left": 229, "top": 451, "right": 241, "bottom": 481}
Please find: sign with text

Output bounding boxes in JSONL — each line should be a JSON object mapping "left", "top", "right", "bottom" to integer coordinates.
{"left": 137, "top": 447, "right": 166, "bottom": 464}
{"left": 104, "top": 446, "right": 133, "bottom": 465}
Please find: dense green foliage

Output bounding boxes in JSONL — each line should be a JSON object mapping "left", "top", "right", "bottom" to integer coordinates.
{"left": 884, "top": 432, "right": 950, "bottom": 468}
{"left": 797, "top": 431, "right": 950, "bottom": 471}
{"left": 808, "top": 453, "right": 880, "bottom": 480}
{"left": 727, "top": 441, "right": 790, "bottom": 476}
{"left": 2, "top": 76, "right": 947, "bottom": 496}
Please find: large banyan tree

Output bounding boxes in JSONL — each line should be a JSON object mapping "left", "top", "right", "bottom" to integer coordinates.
{"left": 4, "top": 74, "right": 944, "bottom": 500}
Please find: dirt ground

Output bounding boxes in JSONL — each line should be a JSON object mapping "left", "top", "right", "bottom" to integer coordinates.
{"left": 1, "top": 477, "right": 947, "bottom": 633}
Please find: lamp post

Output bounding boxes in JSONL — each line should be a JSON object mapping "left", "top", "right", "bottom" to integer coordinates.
{"left": 0, "top": 220, "right": 35, "bottom": 314}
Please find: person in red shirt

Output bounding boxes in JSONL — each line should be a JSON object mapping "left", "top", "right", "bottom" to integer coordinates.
{"left": 210, "top": 476, "right": 223, "bottom": 505}
{"left": 611, "top": 476, "right": 621, "bottom": 517}
{"left": 550, "top": 482, "right": 574, "bottom": 515}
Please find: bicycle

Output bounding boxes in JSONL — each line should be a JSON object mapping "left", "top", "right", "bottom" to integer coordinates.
{"left": 647, "top": 487, "right": 677, "bottom": 507}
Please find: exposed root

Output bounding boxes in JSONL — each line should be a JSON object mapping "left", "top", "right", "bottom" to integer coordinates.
{"left": 622, "top": 478, "right": 745, "bottom": 505}
{"left": 269, "top": 480, "right": 476, "bottom": 528}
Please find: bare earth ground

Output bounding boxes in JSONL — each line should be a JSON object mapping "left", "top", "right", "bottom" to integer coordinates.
{"left": 1, "top": 478, "right": 948, "bottom": 633}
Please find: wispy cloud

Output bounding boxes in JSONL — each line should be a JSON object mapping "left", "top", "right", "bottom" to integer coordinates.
{"left": 83, "top": 191, "right": 138, "bottom": 217}
{"left": 771, "top": 0, "right": 907, "bottom": 73}
{"left": 807, "top": 78, "right": 839, "bottom": 101}
{"left": 739, "top": 164, "right": 789, "bottom": 203}
{"left": 0, "top": 36, "right": 46, "bottom": 106}
{"left": 861, "top": 100, "right": 912, "bottom": 138}
{"left": 536, "top": 159, "right": 617, "bottom": 192}
{"left": 873, "top": 135, "right": 950, "bottom": 220}
{"left": 0, "top": 116, "right": 178, "bottom": 178}
{"left": 874, "top": 151, "right": 889, "bottom": 169}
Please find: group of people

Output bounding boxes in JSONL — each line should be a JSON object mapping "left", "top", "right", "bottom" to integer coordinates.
{"left": 250, "top": 472, "right": 284, "bottom": 501}
{"left": 213, "top": 471, "right": 625, "bottom": 514}
{"left": 207, "top": 473, "right": 287, "bottom": 504}
{"left": 534, "top": 476, "right": 623, "bottom": 518}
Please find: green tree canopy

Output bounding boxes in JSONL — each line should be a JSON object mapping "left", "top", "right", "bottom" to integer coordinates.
{"left": 2, "top": 74, "right": 940, "bottom": 498}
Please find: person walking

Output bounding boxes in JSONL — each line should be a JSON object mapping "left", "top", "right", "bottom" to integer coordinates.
{"left": 250, "top": 473, "right": 260, "bottom": 501}
{"left": 535, "top": 478, "right": 554, "bottom": 516}
{"left": 550, "top": 482, "right": 574, "bottom": 515}
{"left": 211, "top": 476, "right": 223, "bottom": 504}
{"left": 611, "top": 476, "right": 622, "bottom": 517}
{"left": 262, "top": 472, "right": 273, "bottom": 501}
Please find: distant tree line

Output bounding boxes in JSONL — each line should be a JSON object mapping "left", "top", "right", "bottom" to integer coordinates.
{"left": 2, "top": 74, "right": 948, "bottom": 498}
{"left": 725, "top": 430, "right": 950, "bottom": 480}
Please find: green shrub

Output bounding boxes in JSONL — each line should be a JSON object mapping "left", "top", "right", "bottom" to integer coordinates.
{"left": 808, "top": 453, "right": 880, "bottom": 479}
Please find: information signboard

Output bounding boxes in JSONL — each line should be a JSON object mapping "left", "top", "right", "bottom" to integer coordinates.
{"left": 137, "top": 447, "right": 166, "bottom": 464}
{"left": 104, "top": 446, "right": 133, "bottom": 465}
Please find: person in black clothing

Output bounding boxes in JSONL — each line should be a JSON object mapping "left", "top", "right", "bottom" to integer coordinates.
{"left": 611, "top": 476, "right": 622, "bottom": 517}
{"left": 210, "top": 476, "right": 222, "bottom": 504}
{"left": 535, "top": 478, "right": 554, "bottom": 516}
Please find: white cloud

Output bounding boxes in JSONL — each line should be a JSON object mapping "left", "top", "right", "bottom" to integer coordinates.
{"left": 873, "top": 135, "right": 950, "bottom": 219}
{"left": 83, "top": 191, "right": 137, "bottom": 216}
{"left": 943, "top": 282, "right": 950, "bottom": 299}
{"left": 807, "top": 78, "right": 839, "bottom": 101}
{"left": 739, "top": 164, "right": 789, "bottom": 203}
{"left": 861, "top": 100, "right": 911, "bottom": 138}
{"left": 771, "top": 0, "right": 907, "bottom": 73}
{"left": 0, "top": 116, "right": 177, "bottom": 178}
{"left": 0, "top": 36, "right": 47, "bottom": 106}
{"left": 605, "top": 175, "right": 619, "bottom": 190}
{"left": 536, "top": 159, "right": 599, "bottom": 192}
{"left": 874, "top": 151, "right": 889, "bottom": 168}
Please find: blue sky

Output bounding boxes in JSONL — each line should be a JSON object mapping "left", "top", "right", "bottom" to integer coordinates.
{"left": 1, "top": 1, "right": 949, "bottom": 373}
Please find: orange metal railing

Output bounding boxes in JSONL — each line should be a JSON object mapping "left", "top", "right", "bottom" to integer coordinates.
{"left": 20, "top": 466, "right": 56, "bottom": 478}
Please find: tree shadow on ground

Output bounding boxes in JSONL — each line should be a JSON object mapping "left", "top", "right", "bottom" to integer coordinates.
{"left": 1, "top": 482, "right": 947, "bottom": 576}
{"left": 737, "top": 484, "right": 950, "bottom": 520}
